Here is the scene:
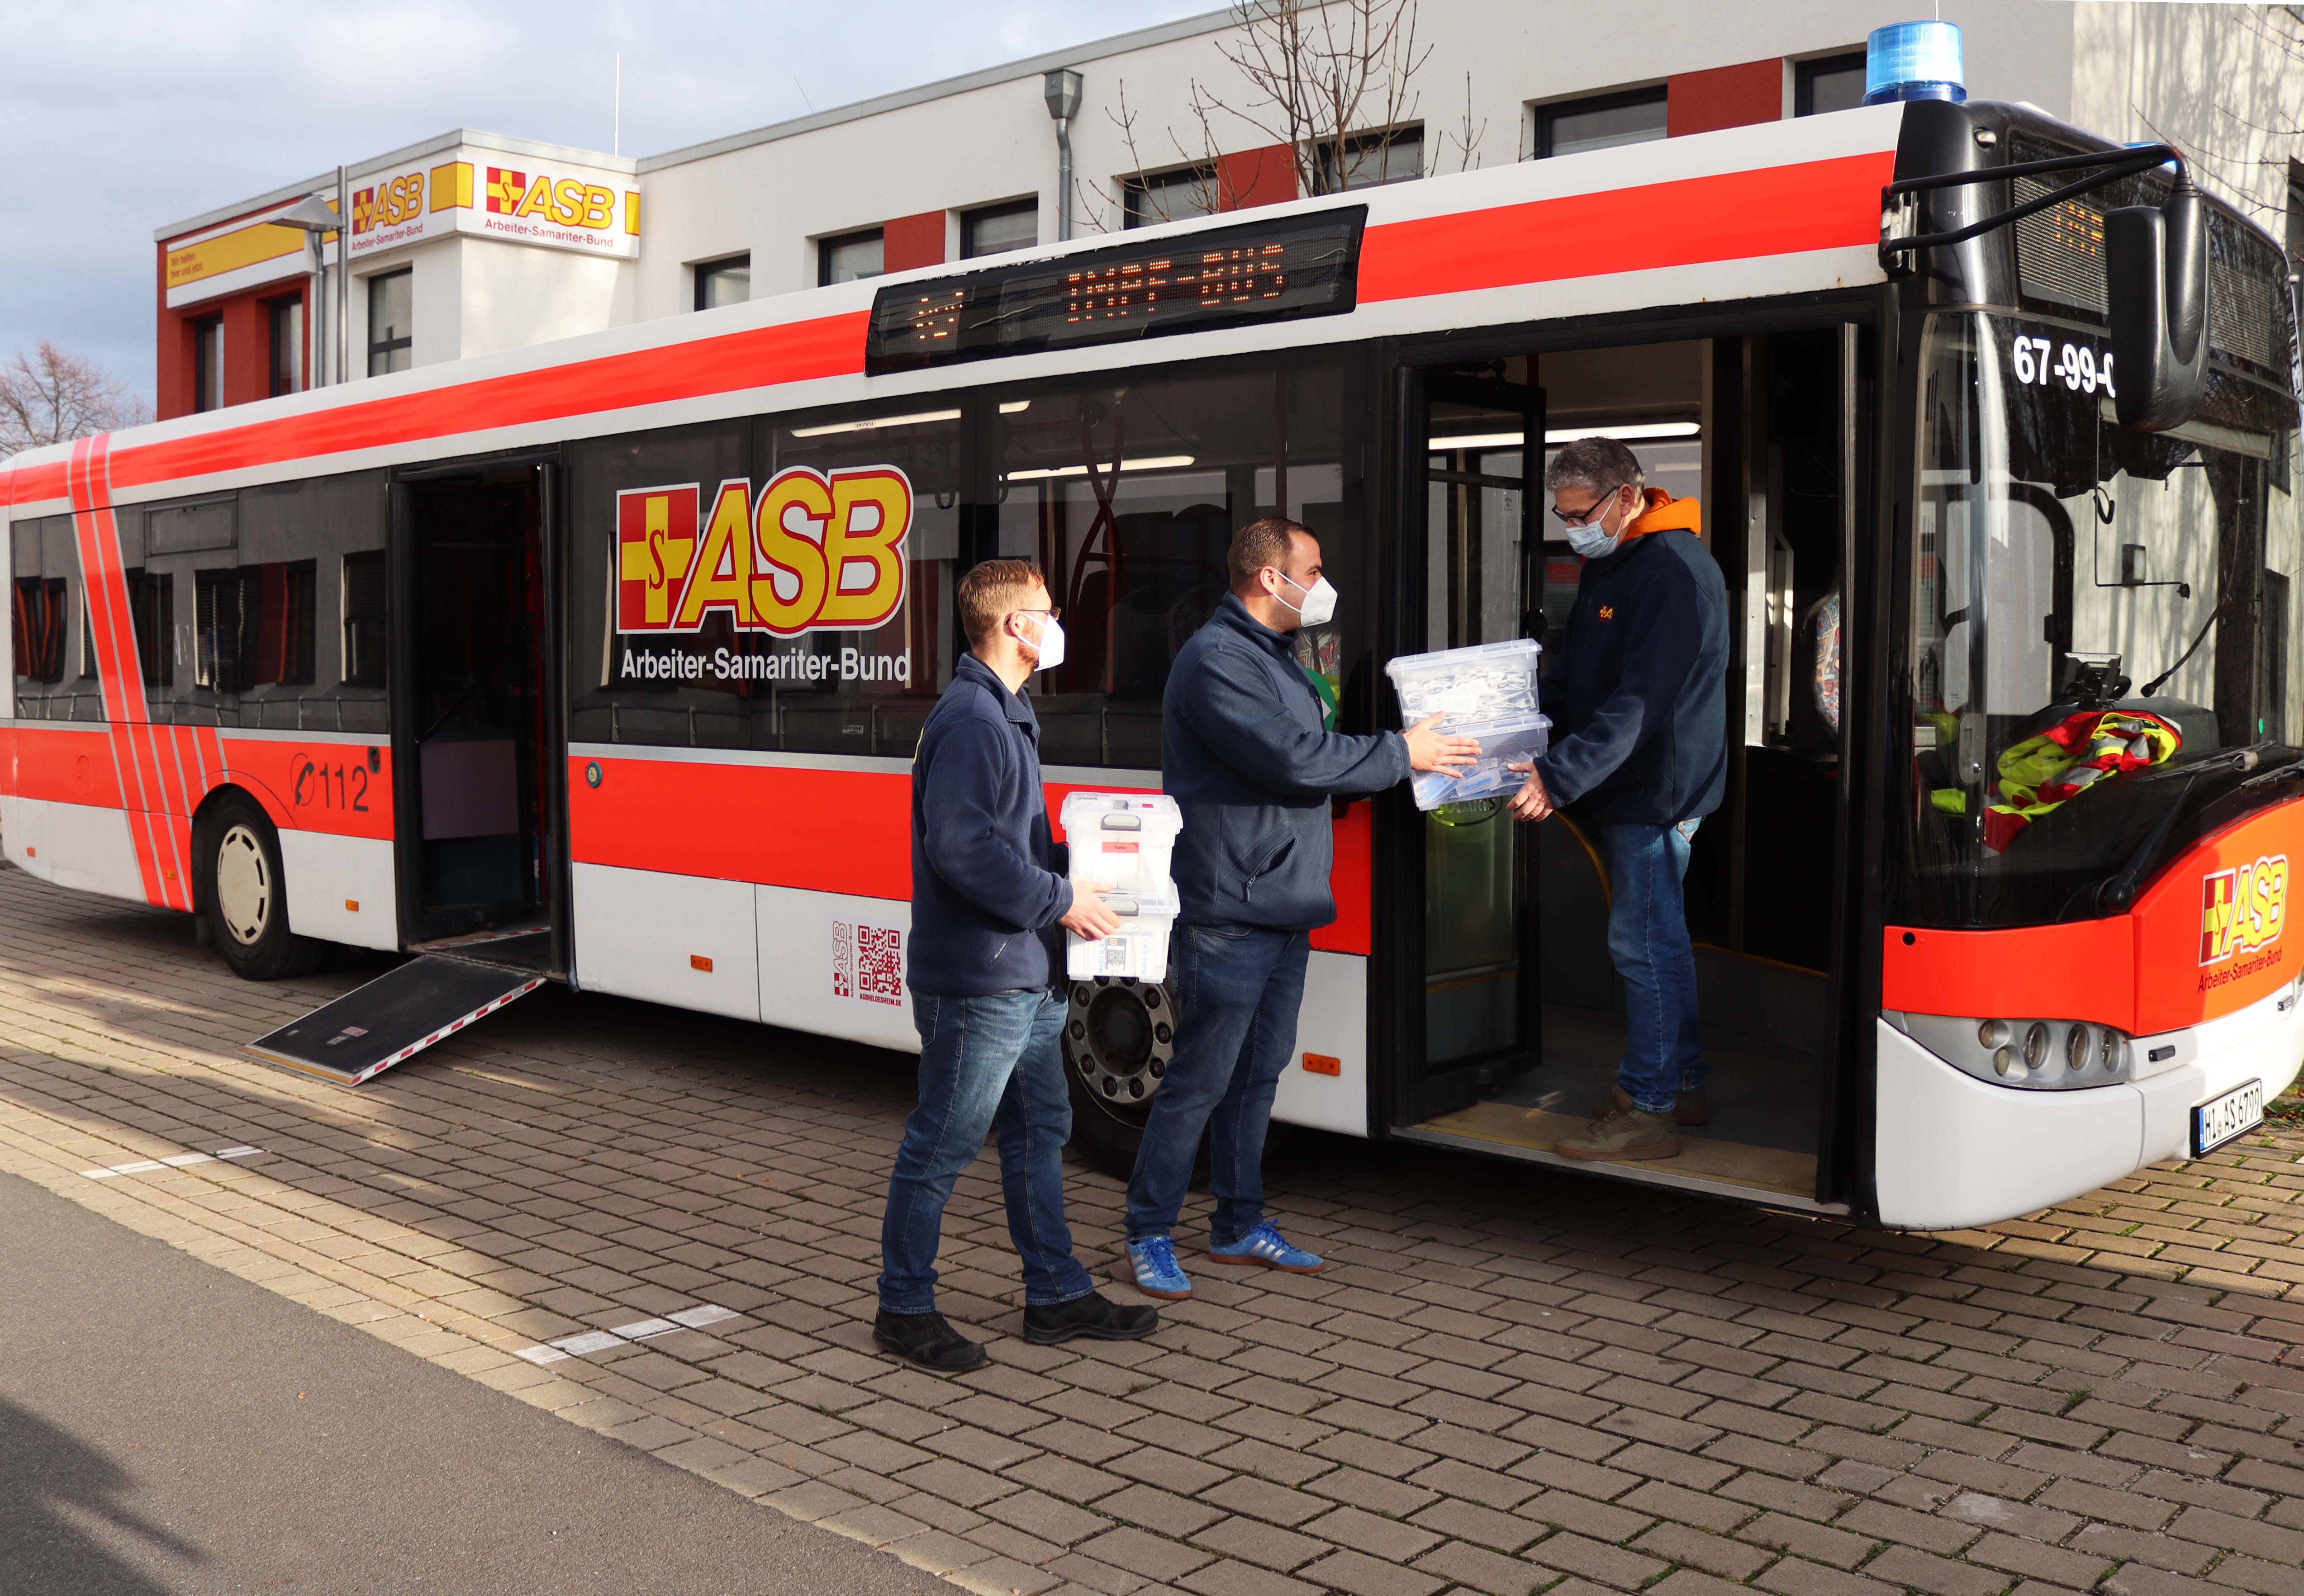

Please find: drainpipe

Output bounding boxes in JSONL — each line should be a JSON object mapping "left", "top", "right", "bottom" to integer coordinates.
{"left": 1044, "top": 69, "right": 1083, "bottom": 242}
{"left": 336, "top": 164, "right": 352, "bottom": 381}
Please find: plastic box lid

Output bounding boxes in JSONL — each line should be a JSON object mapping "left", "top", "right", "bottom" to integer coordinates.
{"left": 1385, "top": 639, "right": 1543, "bottom": 724}
{"left": 1059, "top": 791, "right": 1184, "bottom": 836}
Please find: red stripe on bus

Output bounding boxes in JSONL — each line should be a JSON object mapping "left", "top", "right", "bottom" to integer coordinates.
{"left": 570, "top": 755, "right": 1376, "bottom": 957}
{"left": 70, "top": 436, "right": 169, "bottom": 907}
{"left": 105, "top": 310, "right": 871, "bottom": 491}
{"left": 1358, "top": 151, "right": 1895, "bottom": 304}
{"left": 7, "top": 457, "right": 69, "bottom": 507}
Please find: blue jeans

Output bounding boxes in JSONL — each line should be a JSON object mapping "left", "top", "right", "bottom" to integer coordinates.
{"left": 1602, "top": 820, "right": 1707, "bottom": 1115}
{"left": 879, "top": 989, "right": 1096, "bottom": 1315}
{"left": 1125, "top": 924, "right": 1309, "bottom": 1247}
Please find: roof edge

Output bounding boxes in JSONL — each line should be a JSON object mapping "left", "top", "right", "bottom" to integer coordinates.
{"left": 157, "top": 128, "right": 634, "bottom": 242}
{"left": 636, "top": 6, "right": 1235, "bottom": 173}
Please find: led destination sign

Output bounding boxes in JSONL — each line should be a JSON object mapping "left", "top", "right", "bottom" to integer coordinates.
{"left": 865, "top": 207, "right": 1365, "bottom": 374}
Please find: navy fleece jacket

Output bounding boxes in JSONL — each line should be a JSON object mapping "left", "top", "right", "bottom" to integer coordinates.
{"left": 1536, "top": 522, "right": 1729, "bottom": 827}
{"left": 1164, "top": 593, "right": 1410, "bottom": 930}
{"left": 907, "top": 654, "right": 1073, "bottom": 996}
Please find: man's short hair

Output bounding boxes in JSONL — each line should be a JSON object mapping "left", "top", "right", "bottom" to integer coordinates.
{"left": 956, "top": 558, "right": 1046, "bottom": 649}
{"left": 1229, "top": 516, "right": 1312, "bottom": 589}
{"left": 1545, "top": 436, "right": 1646, "bottom": 499}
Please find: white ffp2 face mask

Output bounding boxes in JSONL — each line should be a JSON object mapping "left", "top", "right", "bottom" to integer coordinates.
{"left": 1024, "top": 613, "right": 1065, "bottom": 672}
{"left": 1278, "top": 572, "right": 1339, "bottom": 628}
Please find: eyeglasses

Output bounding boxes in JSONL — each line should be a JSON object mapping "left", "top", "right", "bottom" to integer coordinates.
{"left": 1013, "top": 606, "right": 1062, "bottom": 622}
{"left": 1549, "top": 484, "right": 1625, "bottom": 529}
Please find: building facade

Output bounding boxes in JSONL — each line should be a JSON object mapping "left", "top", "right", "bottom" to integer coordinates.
{"left": 153, "top": 0, "right": 2303, "bottom": 421}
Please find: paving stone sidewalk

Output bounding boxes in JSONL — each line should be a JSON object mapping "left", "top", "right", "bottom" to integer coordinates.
{"left": 2, "top": 862, "right": 2303, "bottom": 1596}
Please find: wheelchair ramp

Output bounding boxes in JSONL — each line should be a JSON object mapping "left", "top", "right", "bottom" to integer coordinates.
{"left": 245, "top": 956, "right": 543, "bottom": 1085}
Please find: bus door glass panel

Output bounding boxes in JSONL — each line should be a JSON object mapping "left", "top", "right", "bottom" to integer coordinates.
{"left": 1905, "top": 312, "right": 2288, "bottom": 928}
{"left": 1423, "top": 382, "right": 1538, "bottom": 1074}
{"left": 994, "top": 360, "right": 1347, "bottom": 772}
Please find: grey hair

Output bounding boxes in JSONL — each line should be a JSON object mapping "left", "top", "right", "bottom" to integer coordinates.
{"left": 1545, "top": 436, "right": 1645, "bottom": 497}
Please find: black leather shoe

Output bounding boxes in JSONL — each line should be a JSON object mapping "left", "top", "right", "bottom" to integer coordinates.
{"left": 874, "top": 1309, "right": 988, "bottom": 1373}
{"left": 1023, "top": 1290, "right": 1160, "bottom": 1346}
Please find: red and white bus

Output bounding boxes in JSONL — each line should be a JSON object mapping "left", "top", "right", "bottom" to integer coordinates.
{"left": 7, "top": 87, "right": 2299, "bottom": 1230}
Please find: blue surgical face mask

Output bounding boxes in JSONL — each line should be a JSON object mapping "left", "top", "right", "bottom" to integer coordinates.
{"left": 1566, "top": 521, "right": 1622, "bottom": 561}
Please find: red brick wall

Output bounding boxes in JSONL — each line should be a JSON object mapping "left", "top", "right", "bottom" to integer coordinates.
{"left": 1216, "top": 142, "right": 1298, "bottom": 211}
{"left": 882, "top": 210, "right": 946, "bottom": 273}
{"left": 1667, "top": 58, "right": 1785, "bottom": 138}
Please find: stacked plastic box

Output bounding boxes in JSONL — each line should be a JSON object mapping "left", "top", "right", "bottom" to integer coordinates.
{"left": 1385, "top": 638, "right": 1550, "bottom": 810}
{"left": 1059, "top": 792, "right": 1184, "bottom": 981}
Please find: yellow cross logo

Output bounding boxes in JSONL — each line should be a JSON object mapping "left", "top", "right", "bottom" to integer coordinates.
{"left": 618, "top": 495, "right": 694, "bottom": 627}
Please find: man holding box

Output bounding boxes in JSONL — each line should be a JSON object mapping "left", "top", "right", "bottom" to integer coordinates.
{"left": 879, "top": 559, "right": 1161, "bottom": 1372}
{"left": 1126, "top": 519, "right": 1478, "bottom": 1300}
{"left": 1506, "top": 436, "right": 1728, "bottom": 1164}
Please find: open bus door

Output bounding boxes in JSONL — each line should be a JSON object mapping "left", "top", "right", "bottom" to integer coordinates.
{"left": 245, "top": 452, "right": 567, "bottom": 1086}
{"left": 1391, "top": 331, "right": 1870, "bottom": 1213}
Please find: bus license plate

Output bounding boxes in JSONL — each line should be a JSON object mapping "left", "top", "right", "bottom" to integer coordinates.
{"left": 2191, "top": 1081, "right": 2264, "bottom": 1156}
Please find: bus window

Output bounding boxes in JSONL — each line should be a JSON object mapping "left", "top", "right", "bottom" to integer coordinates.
{"left": 995, "top": 359, "right": 1347, "bottom": 770}
{"left": 570, "top": 409, "right": 964, "bottom": 758}
{"left": 1905, "top": 311, "right": 2294, "bottom": 926}
{"left": 10, "top": 514, "right": 88, "bottom": 720}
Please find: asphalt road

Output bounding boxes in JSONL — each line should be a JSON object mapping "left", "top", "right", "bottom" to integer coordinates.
{"left": 0, "top": 1169, "right": 945, "bottom": 1596}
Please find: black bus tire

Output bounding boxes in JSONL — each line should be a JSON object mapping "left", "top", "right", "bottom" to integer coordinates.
{"left": 195, "top": 794, "right": 325, "bottom": 982}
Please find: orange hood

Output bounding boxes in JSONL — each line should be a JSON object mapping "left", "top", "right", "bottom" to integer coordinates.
{"left": 1623, "top": 487, "right": 1701, "bottom": 542}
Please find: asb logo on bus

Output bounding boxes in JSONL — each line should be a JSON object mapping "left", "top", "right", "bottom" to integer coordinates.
{"left": 2200, "top": 854, "right": 2288, "bottom": 968}
{"left": 615, "top": 468, "right": 912, "bottom": 638}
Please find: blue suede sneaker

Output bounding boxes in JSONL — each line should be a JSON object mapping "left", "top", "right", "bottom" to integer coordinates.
{"left": 1206, "top": 1222, "right": 1325, "bottom": 1274}
{"left": 1126, "top": 1236, "right": 1192, "bottom": 1300}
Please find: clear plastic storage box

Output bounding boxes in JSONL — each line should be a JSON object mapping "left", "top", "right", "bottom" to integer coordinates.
{"left": 1059, "top": 791, "right": 1184, "bottom": 893}
{"left": 1408, "top": 715, "right": 1552, "bottom": 811}
{"left": 1386, "top": 638, "right": 1543, "bottom": 729}
{"left": 1066, "top": 885, "right": 1181, "bottom": 981}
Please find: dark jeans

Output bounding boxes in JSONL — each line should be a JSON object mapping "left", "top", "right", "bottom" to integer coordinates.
{"left": 1124, "top": 924, "right": 1309, "bottom": 1247}
{"left": 1602, "top": 819, "right": 1707, "bottom": 1114}
{"left": 879, "top": 988, "right": 1095, "bottom": 1315}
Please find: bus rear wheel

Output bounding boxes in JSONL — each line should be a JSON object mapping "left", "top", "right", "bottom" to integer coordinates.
{"left": 195, "top": 795, "right": 324, "bottom": 982}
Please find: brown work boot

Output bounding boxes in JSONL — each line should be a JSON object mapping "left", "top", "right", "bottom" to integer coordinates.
{"left": 1556, "top": 1107, "right": 1681, "bottom": 1161}
{"left": 1589, "top": 1085, "right": 1712, "bottom": 1127}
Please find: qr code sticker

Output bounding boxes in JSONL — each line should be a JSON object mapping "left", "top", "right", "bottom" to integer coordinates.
{"left": 855, "top": 925, "right": 904, "bottom": 1006}
{"left": 831, "top": 918, "right": 906, "bottom": 1008}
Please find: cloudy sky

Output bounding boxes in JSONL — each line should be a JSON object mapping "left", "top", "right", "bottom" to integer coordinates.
{"left": 0, "top": 0, "right": 1212, "bottom": 404}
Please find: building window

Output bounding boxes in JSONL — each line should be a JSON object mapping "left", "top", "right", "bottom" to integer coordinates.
{"left": 367, "top": 269, "right": 413, "bottom": 375}
{"left": 2287, "top": 161, "right": 2304, "bottom": 268}
{"left": 1315, "top": 126, "right": 1422, "bottom": 192}
{"left": 268, "top": 296, "right": 303, "bottom": 397}
{"left": 961, "top": 200, "right": 1038, "bottom": 260}
{"left": 695, "top": 254, "right": 751, "bottom": 311}
{"left": 1122, "top": 166, "right": 1218, "bottom": 229}
{"left": 1796, "top": 52, "right": 1868, "bottom": 117}
{"left": 1531, "top": 87, "right": 1667, "bottom": 160}
{"left": 192, "top": 317, "right": 224, "bottom": 412}
{"left": 818, "top": 229, "right": 884, "bottom": 286}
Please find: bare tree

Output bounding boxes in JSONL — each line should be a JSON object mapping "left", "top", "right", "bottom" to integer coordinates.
{"left": 0, "top": 342, "right": 152, "bottom": 458}
{"left": 1098, "top": 0, "right": 1482, "bottom": 230}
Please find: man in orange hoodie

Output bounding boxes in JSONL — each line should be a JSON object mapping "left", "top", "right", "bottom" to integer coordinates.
{"left": 1506, "top": 436, "right": 1728, "bottom": 1162}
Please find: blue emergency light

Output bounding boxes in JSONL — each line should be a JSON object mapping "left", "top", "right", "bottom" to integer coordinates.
{"left": 1863, "top": 20, "right": 1965, "bottom": 105}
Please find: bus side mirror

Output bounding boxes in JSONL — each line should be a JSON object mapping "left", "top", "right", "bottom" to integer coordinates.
{"left": 2106, "top": 183, "right": 2207, "bottom": 432}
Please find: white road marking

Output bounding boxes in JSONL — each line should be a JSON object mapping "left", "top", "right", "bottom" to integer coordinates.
{"left": 82, "top": 1146, "right": 262, "bottom": 1179}
{"left": 511, "top": 1303, "right": 744, "bottom": 1365}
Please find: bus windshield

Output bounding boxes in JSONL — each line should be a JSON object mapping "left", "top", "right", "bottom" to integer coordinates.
{"left": 1905, "top": 310, "right": 2299, "bottom": 927}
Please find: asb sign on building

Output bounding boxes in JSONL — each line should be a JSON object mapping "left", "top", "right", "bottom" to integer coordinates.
{"left": 349, "top": 147, "right": 640, "bottom": 261}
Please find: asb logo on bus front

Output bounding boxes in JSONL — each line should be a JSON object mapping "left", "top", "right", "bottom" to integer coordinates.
{"left": 615, "top": 467, "right": 912, "bottom": 639}
{"left": 2200, "top": 854, "right": 2289, "bottom": 969}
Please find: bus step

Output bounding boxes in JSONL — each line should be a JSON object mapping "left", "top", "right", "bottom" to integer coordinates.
{"left": 243, "top": 956, "right": 544, "bottom": 1086}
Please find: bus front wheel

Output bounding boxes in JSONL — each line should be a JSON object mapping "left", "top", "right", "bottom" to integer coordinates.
{"left": 1061, "top": 976, "right": 1175, "bottom": 1181}
{"left": 195, "top": 795, "right": 324, "bottom": 982}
